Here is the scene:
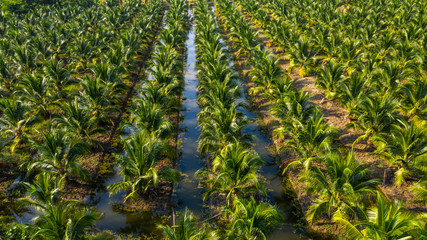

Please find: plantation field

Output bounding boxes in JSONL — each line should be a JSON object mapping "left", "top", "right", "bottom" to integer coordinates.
{"left": 0, "top": 0, "right": 426, "bottom": 239}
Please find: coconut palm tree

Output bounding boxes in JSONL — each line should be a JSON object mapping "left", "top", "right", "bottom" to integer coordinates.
{"left": 54, "top": 98, "right": 104, "bottom": 142}
{"left": 128, "top": 99, "right": 173, "bottom": 139}
{"left": 272, "top": 90, "right": 317, "bottom": 129}
{"left": 315, "top": 60, "right": 345, "bottom": 100}
{"left": 16, "top": 72, "right": 59, "bottom": 119}
{"left": 338, "top": 73, "right": 370, "bottom": 118}
{"left": 277, "top": 112, "right": 338, "bottom": 172}
{"left": 0, "top": 97, "right": 38, "bottom": 152}
{"left": 346, "top": 94, "right": 399, "bottom": 148}
{"left": 373, "top": 120, "right": 426, "bottom": 185}
{"left": 335, "top": 192, "right": 423, "bottom": 240}
{"left": 399, "top": 77, "right": 427, "bottom": 119}
{"left": 196, "top": 142, "right": 265, "bottom": 205}
{"left": 198, "top": 104, "right": 252, "bottom": 154}
{"left": 19, "top": 172, "right": 100, "bottom": 240}
{"left": 158, "top": 208, "right": 215, "bottom": 240}
{"left": 221, "top": 197, "right": 283, "bottom": 240}
{"left": 107, "top": 130, "right": 180, "bottom": 203}
{"left": 78, "top": 75, "right": 118, "bottom": 121}
{"left": 29, "top": 126, "right": 89, "bottom": 181}
{"left": 301, "top": 152, "right": 380, "bottom": 223}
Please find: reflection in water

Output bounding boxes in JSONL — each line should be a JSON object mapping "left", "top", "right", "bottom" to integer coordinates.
{"left": 94, "top": 165, "right": 165, "bottom": 238}
{"left": 174, "top": 21, "right": 205, "bottom": 214}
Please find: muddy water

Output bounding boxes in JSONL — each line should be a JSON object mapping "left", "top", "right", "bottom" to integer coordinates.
{"left": 173, "top": 24, "right": 205, "bottom": 214}
{"left": 237, "top": 90, "right": 307, "bottom": 240}
{"left": 93, "top": 165, "right": 165, "bottom": 237}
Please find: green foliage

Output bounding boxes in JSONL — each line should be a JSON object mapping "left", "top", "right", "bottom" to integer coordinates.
{"left": 221, "top": 197, "right": 284, "bottom": 240}
{"left": 19, "top": 172, "right": 100, "bottom": 240}
{"left": 158, "top": 208, "right": 216, "bottom": 240}
{"left": 108, "top": 130, "right": 180, "bottom": 203}
{"left": 302, "top": 152, "right": 380, "bottom": 223}
{"left": 197, "top": 142, "right": 265, "bottom": 205}
{"left": 374, "top": 120, "right": 426, "bottom": 185}
{"left": 28, "top": 126, "right": 89, "bottom": 180}
{"left": 335, "top": 192, "right": 424, "bottom": 240}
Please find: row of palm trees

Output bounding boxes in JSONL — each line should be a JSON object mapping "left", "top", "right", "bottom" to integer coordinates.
{"left": 237, "top": 0, "right": 426, "bottom": 189}
{"left": 215, "top": 0, "right": 426, "bottom": 238}
{"left": 0, "top": 0, "right": 163, "bottom": 159}
{"left": 157, "top": 0, "right": 284, "bottom": 239}
{"left": 107, "top": 0, "right": 189, "bottom": 204}
{"left": 1, "top": 0, "right": 166, "bottom": 239}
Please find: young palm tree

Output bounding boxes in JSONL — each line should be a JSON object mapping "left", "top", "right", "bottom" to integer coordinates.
{"left": 54, "top": 98, "right": 104, "bottom": 141}
{"left": 71, "top": 37, "right": 94, "bottom": 69}
{"left": 128, "top": 99, "right": 173, "bottom": 139}
{"left": 277, "top": 112, "right": 338, "bottom": 172}
{"left": 272, "top": 90, "right": 317, "bottom": 129}
{"left": 107, "top": 130, "right": 180, "bottom": 203}
{"left": 197, "top": 79, "right": 240, "bottom": 110}
{"left": 29, "top": 126, "right": 89, "bottom": 181}
{"left": 0, "top": 56, "right": 16, "bottom": 92}
{"left": 335, "top": 192, "right": 423, "bottom": 240}
{"left": 149, "top": 44, "right": 181, "bottom": 90}
{"left": 196, "top": 142, "right": 265, "bottom": 205}
{"left": 221, "top": 197, "right": 284, "bottom": 240}
{"left": 338, "top": 73, "right": 370, "bottom": 118}
{"left": 230, "top": 19, "right": 260, "bottom": 58}
{"left": 399, "top": 78, "right": 427, "bottom": 119}
{"left": 79, "top": 76, "right": 118, "bottom": 121}
{"left": 20, "top": 172, "right": 65, "bottom": 211}
{"left": 287, "top": 37, "right": 318, "bottom": 76}
{"left": 315, "top": 60, "right": 345, "bottom": 100}
{"left": 158, "top": 208, "right": 215, "bottom": 240}
{"left": 0, "top": 97, "right": 38, "bottom": 152}
{"left": 373, "top": 120, "right": 426, "bottom": 185}
{"left": 411, "top": 179, "right": 427, "bottom": 204}
{"left": 16, "top": 73, "right": 59, "bottom": 119}
{"left": 247, "top": 48, "right": 287, "bottom": 98}
{"left": 31, "top": 202, "right": 100, "bottom": 240}
{"left": 302, "top": 152, "right": 380, "bottom": 223}
{"left": 13, "top": 44, "right": 39, "bottom": 72}
{"left": 139, "top": 81, "right": 175, "bottom": 110}
{"left": 90, "top": 61, "right": 126, "bottom": 90}
{"left": 346, "top": 94, "right": 399, "bottom": 148}
{"left": 19, "top": 172, "right": 100, "bottom": 240}
{"left": 373, "top": 62, "right": 405, "bottom": 96}
{"left": 198, "top": 104, "right": 252, "bottom": 154}
{"left": 43, "top": 58, "right": 73, "bottom": 93}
